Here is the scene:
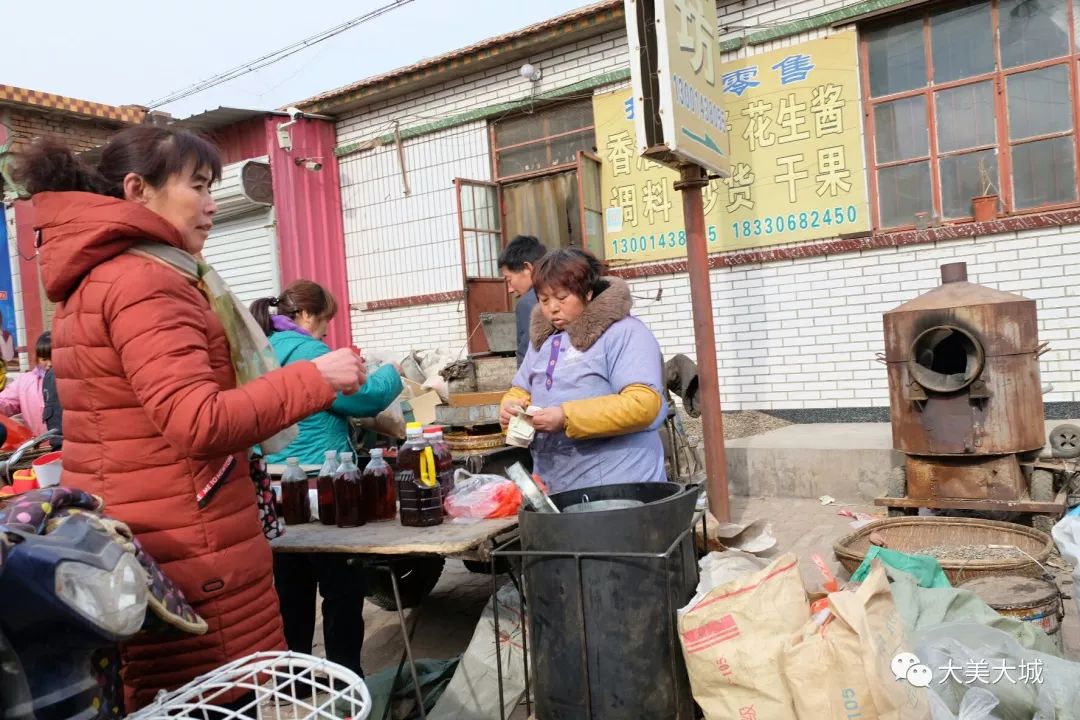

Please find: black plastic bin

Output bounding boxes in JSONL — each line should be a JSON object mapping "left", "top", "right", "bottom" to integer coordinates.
{"left": 512, "top": 482, "right": 700, "bottom": 720}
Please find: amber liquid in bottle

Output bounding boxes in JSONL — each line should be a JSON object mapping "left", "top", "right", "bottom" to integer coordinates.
{"left": 423, "top": 428, "right": 455, "bottom": 507}
{"left": 280, "top": 457, "right": 310, "bottom": 526}
{"left": 397, "top": 426, "right": 443, "bottom": 526}
{"left": 362, "top": 449, "right": 396, "bottom": 522}
{"left": 317, "top": 450, "right": 338, "bottom": 526}
{"left": 334, "top": 453, "right": 365, "bottom": 528}
{"left": 396, "top": 470, "right": 443, "bottom": 527}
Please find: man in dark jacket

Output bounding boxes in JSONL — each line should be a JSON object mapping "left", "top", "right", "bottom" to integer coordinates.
{"left": 498, "top": 235, "right": 548, "bottom": 366}
{"left": 41, "top": 367, "right": 62, "bottom": 449}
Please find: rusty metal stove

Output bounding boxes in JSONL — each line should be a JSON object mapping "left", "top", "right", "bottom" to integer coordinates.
{"left": 876, "top": 262, "right": 1061, "bottom": 518}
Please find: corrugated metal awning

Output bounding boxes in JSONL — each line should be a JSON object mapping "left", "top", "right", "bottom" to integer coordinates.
{"left": 172, "top": 107, "right": 331, "bottom": 133}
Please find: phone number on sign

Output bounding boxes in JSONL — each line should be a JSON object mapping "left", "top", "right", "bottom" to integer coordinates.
{"left": 732, "top": 206, "right": 860, "bottom": 240}
{"left": 607, "top": 206, "right": 861, "bottom": 256}
{"left": 609, "top": 229, "right": 704, "bottom": 256}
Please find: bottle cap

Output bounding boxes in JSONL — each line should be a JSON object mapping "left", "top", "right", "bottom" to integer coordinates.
{"left": 406, "top": 422, "right": 422, "bottom": 431}
{"left": 340, "top": 452, "right": 353, "bottom": 462}
{"left": 371, "top": 448, "right": 384, "bottom": 457}
{"left": 325, "top": 450, "right": 337, "bottom": 458}
{"left": 286, "top": 457, "right": 300, "bottom": 464}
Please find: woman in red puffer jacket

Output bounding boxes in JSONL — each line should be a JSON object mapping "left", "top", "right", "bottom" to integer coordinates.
{"left": 16, "top": 127, "right": 367, "bottom": 710}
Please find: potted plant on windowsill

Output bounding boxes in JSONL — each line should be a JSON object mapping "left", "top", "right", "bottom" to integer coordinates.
{"left": 971, "top": 157, "right": 999, "bottom": 223}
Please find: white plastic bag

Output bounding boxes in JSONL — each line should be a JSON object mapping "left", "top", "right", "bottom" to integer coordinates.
{"left": 1052, "top": 506, "right": 1080, "bottom": 620}
{"left": 429, "top": 584, "right": 526, "bottom": 719}
{"left": 928, "top": 687, "right": 1000, "bottom": 720}
{"left": 355, "top": 397, "right": 407, "bottom": 439}
{"left": 912, "top": 622, "right": 1080, "bottom": 720}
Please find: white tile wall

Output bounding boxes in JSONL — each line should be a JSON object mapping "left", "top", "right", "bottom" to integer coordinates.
{"left": 337, "top": 0, "right": 1080, "bottom": 408}
{"left": 339, "top": 122, "right": 490, "bottom": 303}
{"left": 336, "top": 29, "right": 631, "bottom": 144}
{"left": 629, "top": 228, "right": 1075, "bottom": 410}
{"left": 352, "top": 300, "right": 468, "bottom": 359}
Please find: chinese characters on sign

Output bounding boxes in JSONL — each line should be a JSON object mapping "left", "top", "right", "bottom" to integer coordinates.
{"left": 595, "top": 29, "right": 869, "bottom": 262}
{"left": 654, "top": 0, "right": 730, "bottom": 174}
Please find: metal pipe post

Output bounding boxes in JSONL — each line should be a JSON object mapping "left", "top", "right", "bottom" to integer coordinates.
{"left": 674, "top": 164, "right": 731, "bottom": 523}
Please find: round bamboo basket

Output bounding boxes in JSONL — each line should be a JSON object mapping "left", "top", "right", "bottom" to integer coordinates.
{"left": 833, "top": 516, "right": 1054, "bottom": 585}
{"left": 443, "top": 431, "right": 506, "bottom": 452}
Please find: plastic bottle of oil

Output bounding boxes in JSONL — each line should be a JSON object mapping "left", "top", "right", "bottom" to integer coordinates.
{"left": 397, "top": 423, "right": 443, "bottom": 527}
{"left": 317, "top": 450, "right": 338, "bottom": 525}
{"left": 280, "top": 457, "right": 310, "bottom": 525}
{"left": 334, "top": 452, "right": 364, "bottom": 528}
{"left": 423, "top": 426, "right": 455, "bottom": 504}
{"left": 362, "top": 449, "right": 396, "bottom": 522}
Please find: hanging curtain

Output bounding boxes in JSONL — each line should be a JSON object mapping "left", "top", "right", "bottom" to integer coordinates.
{"left": 502, "top": 172, "right": 580, "bottom": 249}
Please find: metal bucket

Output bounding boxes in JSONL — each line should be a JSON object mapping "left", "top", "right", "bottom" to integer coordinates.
{"left": 562, "top": 498, "right": 645, "bottom": 513}
{"left": 959, "top": 575, "right": 1064, "bottom": 652}
{"left": 480, "top": 312, "right": 517, "bottom": 354}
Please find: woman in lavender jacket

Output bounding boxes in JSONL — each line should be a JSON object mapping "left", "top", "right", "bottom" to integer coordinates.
{"left": 500, "top": 248, "right": 668, "bottom": 493}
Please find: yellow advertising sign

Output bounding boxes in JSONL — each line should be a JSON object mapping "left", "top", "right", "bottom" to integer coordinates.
{"left": 595, "top": 30, "right": 869, "bottom": 264}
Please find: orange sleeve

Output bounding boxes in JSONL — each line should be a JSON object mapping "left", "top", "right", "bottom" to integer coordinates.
{"left": 105, "top": 262, "right": 336, "bottom": 460}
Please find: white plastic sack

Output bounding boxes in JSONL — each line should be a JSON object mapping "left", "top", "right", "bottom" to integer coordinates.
{"left": 1052, "top": 507, "right": 1080, "bottom": 620}
{"left": 415, "top": 348, "right": 456, "bottom": 378}
{"left": 428, "top": 584, "right": 526, "bottom": 720}
{"left": 360, "top": 349, "right": 401, "bottom": 372}
{"left": 355, "top": 397, "right": 407, "bottom": 439}
{"left": 928, "top": 687, "right": 1000, "bottom": 720}
{"left": 683, "top": 550, "right": 768, "bottom": 612}
{"left": 912, "top": 622, "right": 1080, "bottom": 720}
{"left": 678, "top": 553, "right": 808, "bottom": 719}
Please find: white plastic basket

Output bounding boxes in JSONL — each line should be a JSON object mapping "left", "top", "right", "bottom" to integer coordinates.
{"left": 128, "top": 651, "right": 371, "bottom": 720}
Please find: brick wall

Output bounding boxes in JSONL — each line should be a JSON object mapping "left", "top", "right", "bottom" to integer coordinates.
{"left": 340, "top": 122, "right": 489, "bottom": 304}
{"left": 336, "top": 27, "right": 629, "bottom": 144}
{"left": 628, "top": 226, "right": 1080, "bottom": 410}
{"left": 352, "top": 300, "right": 468, "bottom": 359}
{"left": 335, "top": 0, "right": 1080, "bottom": 411}
{"left": 5, "top": 107, "right": 121, "bottom": 154}
{"left": 1, "top": 105, "right": 132, "bottom": 356}
{"left": 718, "top": 0, "right": 852, "bottom": 46}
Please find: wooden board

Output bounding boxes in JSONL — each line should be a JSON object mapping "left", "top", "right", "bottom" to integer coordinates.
{"left": 270, "top": 516, "right": 519, "bottom": 559}
{"left": 874, "top": 492, "right": 1066, "bottom": 513}
{"left": 449, "top": 391, "right": 506, "bottom": 408}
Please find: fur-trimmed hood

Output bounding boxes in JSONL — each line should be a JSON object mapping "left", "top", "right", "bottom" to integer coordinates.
{"left": 530, "top": 276, "right": 633, "bottom": 352}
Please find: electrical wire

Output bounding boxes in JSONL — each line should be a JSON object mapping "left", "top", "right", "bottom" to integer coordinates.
{"left": 145, "top": 0, "right": 415, "bottom": 109}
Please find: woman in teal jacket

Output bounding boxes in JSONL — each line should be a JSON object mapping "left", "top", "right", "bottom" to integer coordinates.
{"left": 256, "top": 303, "right": 402, "bottom": 465}
{"left": 251, "top": 280, "right": 402, "bottom": 677}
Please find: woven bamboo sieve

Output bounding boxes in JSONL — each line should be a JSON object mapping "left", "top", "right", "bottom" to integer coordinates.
{"left": 834, "top": 516, "right": 1054, "bottom": 585}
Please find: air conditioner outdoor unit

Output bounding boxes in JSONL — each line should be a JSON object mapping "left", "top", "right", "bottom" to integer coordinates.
{"left": 213, "top": 157, "right": 274, "bottom": 221}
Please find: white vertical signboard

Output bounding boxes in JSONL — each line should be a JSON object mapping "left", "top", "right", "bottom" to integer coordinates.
{"left": 625, "top": 0, "right": 730, "bottom": 177}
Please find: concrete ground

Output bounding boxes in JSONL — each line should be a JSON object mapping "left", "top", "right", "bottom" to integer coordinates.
{"left": 306, "top": 495, "right": 1080, "bottom": 716}
{"left": 726, "top": 419, "right": 1080, "bottom": 501}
